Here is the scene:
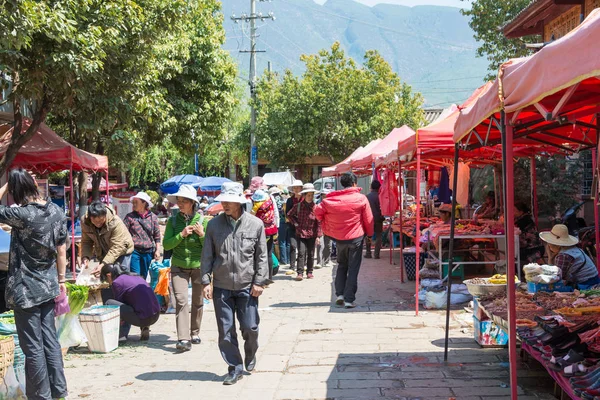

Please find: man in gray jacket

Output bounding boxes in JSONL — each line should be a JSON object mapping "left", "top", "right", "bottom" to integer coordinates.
{"left": 201, "top": 182, "right": 269, "bottom": 386}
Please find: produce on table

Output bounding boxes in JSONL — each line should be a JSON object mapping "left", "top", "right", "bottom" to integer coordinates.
{"left": 488, "top": 274, "right": 520, "bottom": 285}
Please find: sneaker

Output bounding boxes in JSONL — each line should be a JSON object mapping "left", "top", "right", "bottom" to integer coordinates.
{"left": 285, "top": 270, "right": 295, "bottom": 276}
{"left": 307, "top": 273, "right": 314, "bottom": 279}
{"left": 295, "top": 274, "right": 304, "bottom": 281}
{"left": 345, "top": 302, "right": 357, "bottom": 309}
{"left": 191, "top": 336, "right": 201, "bottom": 345}
{"left": 176, "top": 340, "right": 192, "bottom": 352}
{"left": 314, "top": 264, "right": 322, "bottom": 269}
{"left": 335, "top": 295, "right": 344, "bottom": 306}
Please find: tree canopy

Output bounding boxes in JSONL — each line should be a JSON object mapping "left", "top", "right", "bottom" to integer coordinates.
{"left": 461, "top": 0, "right": 540, "bottom": 80}
{"left": 253, "top": 43, "right": 425, "bottom": 167}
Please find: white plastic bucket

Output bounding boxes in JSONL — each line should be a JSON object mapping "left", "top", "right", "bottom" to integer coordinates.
{"left": 79, "top": 305, "right": 120, "bottom": 353}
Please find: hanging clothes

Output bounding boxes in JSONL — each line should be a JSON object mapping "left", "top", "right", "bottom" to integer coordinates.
{"left": 448, "top": 163, "right": 470, "bottom": 207}
{"left": 437, "top": 167, "right": 451, "bottom": 204}
{"left": 380, "top": 169, "right": 399, "bottom": 217}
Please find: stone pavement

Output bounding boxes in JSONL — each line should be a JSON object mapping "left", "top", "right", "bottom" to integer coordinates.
{"left": 64, "top": 250, "right": 556, "bottom": 400}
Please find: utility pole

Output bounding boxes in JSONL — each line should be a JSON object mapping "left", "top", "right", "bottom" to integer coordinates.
{"left": 232, "top": 1, "right": 275, "bottom": 181}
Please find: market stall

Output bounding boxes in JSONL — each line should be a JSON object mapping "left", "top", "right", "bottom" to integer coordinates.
{"left": 0, "top": 112, "right": 109, "bottom": 278}
{"left": 452, "top": 9, "right": 600, "bottom": 398}
{"left": 321, "top": 139, "right": 382, "bottom": 177}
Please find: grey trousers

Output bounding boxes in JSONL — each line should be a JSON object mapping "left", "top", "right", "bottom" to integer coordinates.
{"left": 213, "top": 287, "right": 260, "bottom": 374}
{"left": 171, "top": 266, "right": 204, "bottom": 341}
{"left": 317, "top": 235, "right": 333, "bottom": 266}
{"left": 335, "top": 237, "right": 364, "bottom": 303}
{"left": 14, "top": 300, "right": 68, "bottom": 400}
{"left": 365, "top": 222, "right": 383, "bottom": 258}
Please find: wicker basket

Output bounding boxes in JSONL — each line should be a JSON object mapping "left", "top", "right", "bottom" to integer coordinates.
{"left": 0, "top": 336, "right": 15, "bottom": 379}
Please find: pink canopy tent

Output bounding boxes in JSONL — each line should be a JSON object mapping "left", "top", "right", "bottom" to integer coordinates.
{"left": 0, "top": 112, "right": 110, "bottom": 279}
{"left": 321, "top": 139, "right": 382, "bottom": 177}
{"left": 351, "top": 126, "right": 415, "bottom": 170}
{"left": 450, "top": 9, "right": 600, "bottom": 398}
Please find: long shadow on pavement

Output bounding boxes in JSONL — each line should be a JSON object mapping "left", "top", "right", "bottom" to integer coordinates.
{"left": 135, "top": 371, "right": 226, "bottom": 382}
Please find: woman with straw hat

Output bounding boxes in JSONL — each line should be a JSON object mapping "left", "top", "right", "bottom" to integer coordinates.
{"left": 540, "top": 224, "right": 599, "bottom": 289}
{"left": 285, "top": 179, "right": 304, "bottom": 275}
{"left": 163, "top": 184, "right": 208, "bottom": 352}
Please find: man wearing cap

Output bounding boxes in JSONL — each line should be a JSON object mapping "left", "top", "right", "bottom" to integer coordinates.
{"left": 124, "top": 192, "right": 161, "bottom": 279}
{"left": 540, "top": 224, "right": 599, "bottom": 289}
{"left": 201, "top": 182, "right": 268, "bottom": 385}
{"left": 163, "top": 184, "right": 208, "bottom": 352}
{"left": 315, "top": 173, "right": 373, "bottom": 309}
{"left": 285, "top": 179, "right": 304, "bottom": 274}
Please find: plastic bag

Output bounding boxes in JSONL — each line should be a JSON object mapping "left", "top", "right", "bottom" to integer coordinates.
{"left": 55, "top": 314, "right": 87, "bottom": 348}
{"left": 75, "top": 264, "right": 102, "bottom": 286}
{"left": 54, "top": 290, "right": 70, "bottom": 317}
{"left": 155, "top": 267, "right": 171, "bottom": 297}
{"left": 0, "top": 362, "right": 26, "bottom": 400}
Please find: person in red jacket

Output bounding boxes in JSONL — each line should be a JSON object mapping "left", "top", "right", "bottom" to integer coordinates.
{"left": 315, "top": 172, "right": 374, "bottom": 309}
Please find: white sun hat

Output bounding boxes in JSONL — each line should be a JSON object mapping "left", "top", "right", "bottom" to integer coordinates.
{"left": 288, "top": 179, "right": 303, "bottom": 191}
{"left": 166, "top": 184, "right": 199, "bottom": 205}
{"left": 539, "top": 224, "right": 579, "bottom": 247}
{"left": 300, "top": 183, "right": 318, "bottom": 194}
{"left": 130, "top": 191, "right": 154, "bottom": 209}
{"left": 215, "top": 182, "right": 249, "bottom": 204}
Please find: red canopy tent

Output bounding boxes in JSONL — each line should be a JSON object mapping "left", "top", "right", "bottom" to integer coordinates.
{"left": 351, "top": 126, "right": 415, "bottom": 170}
{"left": 0, "top": 112, "right": 111, "bottom": 278}
{"left": 322, "top": 139, "right": 382, "bottom": 177}
{"left": 451, "top": 9, "right": 600, "bottom": 398}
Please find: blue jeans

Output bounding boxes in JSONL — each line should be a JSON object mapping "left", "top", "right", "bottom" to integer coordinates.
{"left": 130, "top": 250, "right": 153, "bottom": 279}
{"left": 278, "top": 221, "right": 290, "bottom": 264}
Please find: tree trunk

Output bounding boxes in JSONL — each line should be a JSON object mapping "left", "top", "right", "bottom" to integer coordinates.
{"left": 0, "top": 90, "right": 49, "bottom": 177}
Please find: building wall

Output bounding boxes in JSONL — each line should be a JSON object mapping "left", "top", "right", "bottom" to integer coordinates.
{"left": 544, "top": 1, "right": 600, "bottom": 41}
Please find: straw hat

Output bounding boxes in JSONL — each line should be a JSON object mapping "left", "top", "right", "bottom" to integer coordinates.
{"left": 268, "top": 186, "right": 281, "bottom": 195}
{"left": 438, "top": 203, "right": 453, "bottom": 214}
{"left": 215, "top": 182, "right": 249, "bottom": 204}
{"left": 300, "top": 183, "right": 318, "bottom": 194}
{"left": 167, "top": 184, "right": 199, "bottom": 205}
{"left": 130, "top": 192, "right": 153, "bottom": 209}
{"left": 288, "top": 179, "right": 303, "bottom": 190}
{"left": 539, "top": 224, "right": 579, "bottom": 247}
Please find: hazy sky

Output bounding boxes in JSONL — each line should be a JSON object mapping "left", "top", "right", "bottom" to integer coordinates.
{"left": 313, "top": 0, "right": 469, "bottom": 8}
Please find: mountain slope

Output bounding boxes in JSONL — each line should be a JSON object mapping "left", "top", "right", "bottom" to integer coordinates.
{"left": 222, "top": 0, "right": 488, "bottom": 107}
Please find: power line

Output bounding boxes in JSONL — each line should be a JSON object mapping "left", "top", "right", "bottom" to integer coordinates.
{"left": 279, "top": 0, "right": 477, "bottom": 52}
{"left": 410, "top": 75, "right": 486, "bottom": 84}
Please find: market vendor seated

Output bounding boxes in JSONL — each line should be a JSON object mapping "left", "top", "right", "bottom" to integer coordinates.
{"left": 540, "top": 224, "right": 599, "bottom": 289}
{"left": 474, "top": 191, "right": 496, "bottom": 220}
{"left": 101, "top": 264, "right": 160, "bottom": 341}
{"left": 514, "top": 201, "right": 544, "bottom": 264}
{"left": 438, "top": 203, "right": 453, "bottom": 224}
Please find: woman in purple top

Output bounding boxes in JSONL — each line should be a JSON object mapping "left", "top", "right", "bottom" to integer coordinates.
{"left": 101, "top": 264, "right": 160, "bottom": 341}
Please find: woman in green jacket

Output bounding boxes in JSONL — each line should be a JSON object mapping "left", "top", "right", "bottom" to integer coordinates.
{"left": 163, "top": 184, "right": 208, "bottom": 352}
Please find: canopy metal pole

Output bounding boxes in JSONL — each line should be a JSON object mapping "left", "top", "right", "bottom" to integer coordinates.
{"left": 443, "top": 144, "right": 460, "bottom": 361}
{"left": 105, "top": 169, "right": 110, "bottom": 204}
{"left": 530, "top": 156, "right": 539, "bottom": 229}
{"left": 398, "top": 160, "right": 405, "bottom": 282}
{"left": 501, "top": 111, "right": 519, "bottom": 399}
{"left": 69, "top": 167, "right": 77, "bottom": 279}
{"left": 415, "top": 151, "right": 422, "bottom": 316}
{"left": 593, "top": 148, "right": 600, "bottom": 269}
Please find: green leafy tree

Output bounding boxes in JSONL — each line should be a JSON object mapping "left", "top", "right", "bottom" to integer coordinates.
{"left": 461, "top": 0, "right": 540, "bottom": 80}
{"left": 253, "top": 43, "right": 424, "bottom": 167}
